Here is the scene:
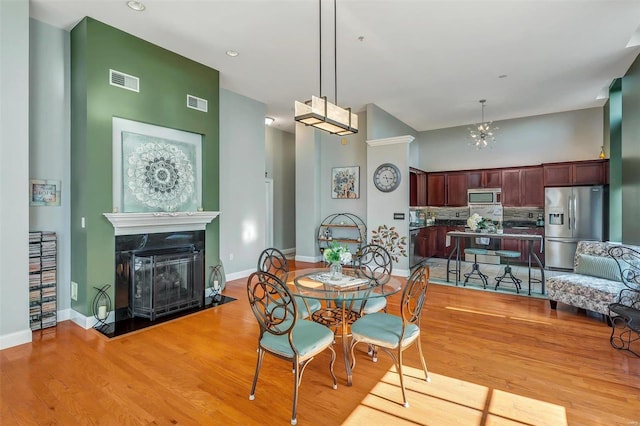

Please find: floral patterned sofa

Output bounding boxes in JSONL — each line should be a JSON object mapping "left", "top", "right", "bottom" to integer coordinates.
{"left": 546, "top": 241, "right": 636, "bottom": 315}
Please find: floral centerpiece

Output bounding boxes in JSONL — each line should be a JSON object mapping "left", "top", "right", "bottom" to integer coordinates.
{"left": 467, "top": 213, "right": 489, "bottom": 231}
{"left": 323, "top": 242, "right": 352, "bottom": 278}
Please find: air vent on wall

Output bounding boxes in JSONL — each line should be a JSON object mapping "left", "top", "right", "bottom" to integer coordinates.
{"left": 109, "top": 69, "right": 139, "bottom": 92}
{"left": 187, "top": 95, "right": 208, "bottom": 112}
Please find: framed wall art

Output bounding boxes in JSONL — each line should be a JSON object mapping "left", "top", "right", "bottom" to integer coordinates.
{"left": 331, "top": 166, "right": 359, "bottom": 199}
{"left": 30, "top": 179, "right": 61, "bottom": 206}
{"left": 112, "top": 117, "right": 203, "bottom": 213}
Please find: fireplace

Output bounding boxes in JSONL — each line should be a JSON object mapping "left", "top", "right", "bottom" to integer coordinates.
{"left": 115, "top": 231, "right": 205, "bottom": 322}
{"left": 131, "top": 246, "right": 203, "bottom": 321}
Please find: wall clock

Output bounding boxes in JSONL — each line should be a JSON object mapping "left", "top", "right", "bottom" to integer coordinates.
{"left": 373, "top": 163, "right": 401, "bottom": 192}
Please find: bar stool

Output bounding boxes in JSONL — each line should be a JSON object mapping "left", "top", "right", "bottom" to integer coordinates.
{"left": 495, "top": 250, "right": 522, "bottom": 293}
{"left": 463, "top": 248, "right": 489, "bottom": 288}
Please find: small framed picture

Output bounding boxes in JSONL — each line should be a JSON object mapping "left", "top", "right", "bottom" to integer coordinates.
{"left": 331, "top": 166, "right": 359, "bottom": 199}
{"left": 30, "top": 179, "right": 61, "bottom": 206}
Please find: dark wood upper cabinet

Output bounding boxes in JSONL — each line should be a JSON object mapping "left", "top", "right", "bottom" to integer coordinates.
{"left": 501, "top": 166, "right": 544, "bottom": 207}
{"left": 573, "top": 161, "right": 605, "bottom": 185}
{"left": 446, "top": 172, "right": 468, "bottom": 206}
{"left": 520, "top": 166, "right": 544, "bottom": 206}
{"left": 543, "top": 160, "right": 607, "bottom": 186}
{"left": 410, "top": 169, "right": 427, "bottom": 206}
{"left": 410, "top": 172, "right": 418, "bottom": 206}
{"left": 468, "top": 169, "right": 501, "bottom": 189}
{"left": 427, "top": 173, "right": 446, "bottom": 206}
{"left": 501, "top": 168, "right": 521, "bottom": 207}
{"left": 485, "top": 170, "right": 502, "bottom": 188}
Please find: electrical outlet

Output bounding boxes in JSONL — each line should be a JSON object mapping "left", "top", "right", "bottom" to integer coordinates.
{"left": 528, "top": 212, "right": 534, "bottom": 218}
{"left": 71, "top": 281, "right": 78, "bottom": 301}
{"left": 229, "top": 253, "right": 234, "bottom": 261}
{"left": 455, "top": 212, "right": 460, "bottom": 217}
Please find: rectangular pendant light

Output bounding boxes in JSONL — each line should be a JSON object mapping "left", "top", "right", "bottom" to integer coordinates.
{"left": 295, "top": 96, "right": 358, "bottom": 135}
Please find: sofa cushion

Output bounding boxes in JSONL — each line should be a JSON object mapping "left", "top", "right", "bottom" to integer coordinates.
{"left": 575, "top": 254, "right": 622, "bottom": 282}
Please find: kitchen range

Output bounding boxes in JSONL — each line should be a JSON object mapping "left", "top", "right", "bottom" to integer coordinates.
{"left": 465, "top": 189, "right": 504, "bottom": 265}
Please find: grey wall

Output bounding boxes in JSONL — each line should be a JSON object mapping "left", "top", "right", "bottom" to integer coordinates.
{"left": 294, "top": 112, "right": 368, "bottom": 263}
{"left": 366, "top": 137, "right": 412, "bottom": 275}
{"left": 295, "top": 124, "right": 322, "bottom": 262}
{"left": 265, "top": 126, "right": 295, "bottom": 251}
{"left": 367, "top": 103, "right": 417, "bottom": 141}
{"left": 416, "top": 108, "right": 604, "bottom": 171}
{"left": 29, "top": 19, "right": 71, "bottom": 316}
{"left": 219, "top": 89, "right": 267, "bottom": 277}
{"left": 320, "top": 113, "right": 368, "bottom": 223}
{"left": 0, "top": 0, "right": 31, "bottom": 349}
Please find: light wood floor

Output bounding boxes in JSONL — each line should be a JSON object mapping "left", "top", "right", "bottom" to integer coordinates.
{"left": 2, "top": 260, "right": 640, "bottom": 425}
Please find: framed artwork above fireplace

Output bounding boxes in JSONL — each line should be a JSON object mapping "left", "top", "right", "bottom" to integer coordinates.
{"left": 112, "top": 117, "right": 203, "bottom": 213}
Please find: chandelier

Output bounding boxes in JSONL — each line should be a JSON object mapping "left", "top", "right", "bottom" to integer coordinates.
{"left": 469, "top": 99, "right": 497, "bottom": 149}
{"left": 294, "top": 0, "right": 358, "bottom": 136}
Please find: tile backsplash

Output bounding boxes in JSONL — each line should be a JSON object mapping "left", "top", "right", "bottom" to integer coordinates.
{"left": 410, "top": 206, "right": 544, "bottom": 224}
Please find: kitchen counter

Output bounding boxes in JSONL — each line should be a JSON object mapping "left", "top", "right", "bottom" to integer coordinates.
{"left": 445, "top": 230, "right": 545, "bottom": 295}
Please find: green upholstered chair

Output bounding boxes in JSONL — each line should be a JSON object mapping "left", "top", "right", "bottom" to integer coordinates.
{"left": 348, "top": 264, "right": 431, "bottom": 408}
{"left": 247, "top": 271, "right": 337, "bottom": 425}
{"left": 257, "top": 247, "right": 321, "bottom": 318}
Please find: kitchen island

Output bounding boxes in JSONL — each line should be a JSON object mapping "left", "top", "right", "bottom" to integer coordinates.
{"left": 446, "top": 230, "right": 545, "bottom": 295}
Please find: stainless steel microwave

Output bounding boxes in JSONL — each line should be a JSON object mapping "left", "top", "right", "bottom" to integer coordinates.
{"left": 467, "top": 188, "right": 502, "bottom": 205}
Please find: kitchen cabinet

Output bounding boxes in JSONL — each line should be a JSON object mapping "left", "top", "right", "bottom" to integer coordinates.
{"left": 501, "top": 166, "right": 544, "bottom": 207}
{"left": 426, "top": 172, "right": 466, "bottom": 207}
{"left": 410, "top": 168, "right": 427, "bottom": 206}
{"left": 446, "top": 172, "right": 468, "bottom": 206}
{"left": 500, "top": 228, "right": 544, "bottom": 264}
{"left": 427, "top": 173, "right": 446, "bottom": 206}
{"left": 501, "top": 168, "right": 521, "bottom": 207}
{"left": 468, "top": 169, "right": 501, "bottom": 189}
{"left": 520, "top": 166, "right": 544, "bottom": 206}
{"left": 543, "top": 160, "right": 608, "bottom": 187}
{"left": 418, "top": 227, "right": 439, "bottom": 258}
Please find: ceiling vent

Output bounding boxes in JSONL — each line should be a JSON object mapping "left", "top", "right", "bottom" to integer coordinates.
{"left": 109, "top": 69, "right": 139, "bottom": 92}
{"left": 187, "top": 95, "right": 208, "bottom": 112}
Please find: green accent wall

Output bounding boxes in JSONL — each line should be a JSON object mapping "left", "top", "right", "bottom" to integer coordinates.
{"left": 621, "top": 54, "right": 640, "bottom": 245}
{"left": 608, "top": 78, "right": 622, "bottom": 242}
{"left": 71, "top": 18, "right": 219, "bottom": 315}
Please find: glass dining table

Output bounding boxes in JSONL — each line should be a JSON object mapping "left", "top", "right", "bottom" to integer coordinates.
{"left": 287, "top": 267, "right": 403, "bottom": 386}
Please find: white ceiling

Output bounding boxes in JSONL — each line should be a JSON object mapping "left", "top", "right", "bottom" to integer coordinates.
{"left": 29, "top": 0, "right": 640, "bottom": 134}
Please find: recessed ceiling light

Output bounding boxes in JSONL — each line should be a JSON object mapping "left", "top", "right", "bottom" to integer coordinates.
{"left": 265, "top": 117, "right": 275, "bottom": 126}
{"left": 126, "top": 1, "right": 145, "bottom": 11}
{"left": 226, "top": 50, "right": 239, "bottom": 57}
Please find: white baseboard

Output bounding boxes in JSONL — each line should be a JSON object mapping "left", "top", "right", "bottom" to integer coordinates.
{"left": 57, "top": 308, "right": 72, "bottom": 322}
{"left": 281, "top": 247, "right": 296, "bottom": 256}
{"left": 225, "top": 267, "right": 255, "bottom": 282}
{"left": 70, "top": 308, "right": 114, "bottom": 330}
{"left": 295, "top": 254, "right": 322, "bottom": 263}
{"left": 0, "top": 327, "right": 32, "bottom": 350}
{"left": 393, "top": 268, "right": 410, "bottom": 278}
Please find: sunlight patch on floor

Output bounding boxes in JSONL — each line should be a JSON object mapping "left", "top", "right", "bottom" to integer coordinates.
{"left": 342, "top": 366, "right": 567, "bottom": 426}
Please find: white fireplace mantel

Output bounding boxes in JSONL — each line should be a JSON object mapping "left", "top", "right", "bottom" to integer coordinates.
{"left": 103, "top": 211, "right": 220, "bottom": 235}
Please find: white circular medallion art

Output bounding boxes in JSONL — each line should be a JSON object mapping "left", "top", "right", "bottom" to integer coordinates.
{"left": 127, "top": 141, "right": 195, "bottom": 211}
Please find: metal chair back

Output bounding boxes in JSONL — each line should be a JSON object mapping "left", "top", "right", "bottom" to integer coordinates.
{"left": 354, "top": 244, "right": 393, "bottom": 284}
{"left": 247, "top": 271, "right": 297, "bottom": 339}
{"left": 257, "top": 247, "right": 289, "bottom": 282}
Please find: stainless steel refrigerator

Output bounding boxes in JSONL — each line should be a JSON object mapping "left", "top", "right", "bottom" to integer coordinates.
{"left": 545, "top": 186, "right": 604, "bottom": 270}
